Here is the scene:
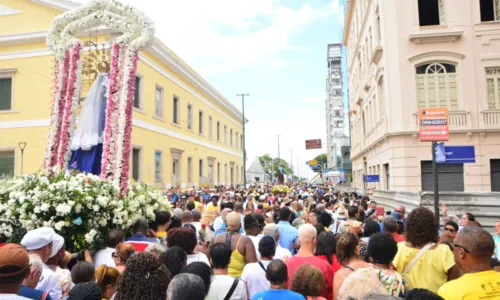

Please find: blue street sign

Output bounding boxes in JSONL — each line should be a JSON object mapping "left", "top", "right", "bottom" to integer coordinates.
{"left": 306, "top": 161, "right": 309, "bottom": 165}
{"left": 435, "top": 144, "right": 475, "bottom": 164}
{"left": 365, "top": 175, "right": 380, "bottom": 183}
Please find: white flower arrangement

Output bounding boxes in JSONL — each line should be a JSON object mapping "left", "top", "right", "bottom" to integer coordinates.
{"left": 0, "top": 173, "right": 170, "bottom": 250}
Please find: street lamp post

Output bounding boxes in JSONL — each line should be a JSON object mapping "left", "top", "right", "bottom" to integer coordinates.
{"left": 18, "top": 142, "right": 27, "bottom": 175}
{"left": 237, "top": 93, "right": 250, "bottom": 187}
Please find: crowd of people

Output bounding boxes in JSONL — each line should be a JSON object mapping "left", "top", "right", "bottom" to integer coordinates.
{"left": 1, "top": 183, "right": 500, "bottom": 300}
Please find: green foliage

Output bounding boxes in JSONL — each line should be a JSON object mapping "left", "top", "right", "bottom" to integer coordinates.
{"left": 258, "top": 154, "right": 294, "bottom": 175}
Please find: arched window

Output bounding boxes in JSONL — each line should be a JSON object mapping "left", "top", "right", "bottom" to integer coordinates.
{"left": 416, "top": 62, "right": 458, "bottom": 110}
{"left": 377, "top": 76, "right": 385, "bottom": 118}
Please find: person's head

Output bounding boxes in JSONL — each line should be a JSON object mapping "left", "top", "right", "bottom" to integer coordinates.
{"left": 394, "top": 205, "right": 406, "bottom": 219}
{"left": 226, "top": 211, "right": 241, "bottom": 232}
{"left": 336, "top": 233, "right": 360, "bottom": 265}
{"left": 279, "top": 207, "right": 292, "bottom": 222}
{"left": 167, "top": 274, "right": 205, "bottom": 300}
{"left": 159, "top": 246, "right": 187, "bottom": 277}
{"left": 23, "top": 254, "right": 43, "bottom": 289}
{"left": 254, "top": 213, "right": 265, "bottom": 231}
{"left": 444, "top": 221, "right": 459, "bottom": 238}
{"left": 106, "top": 229, "right": 125, "bottom": 248}
{"left": 259, "top": 236, "right": 277, "bottom": 259}
{"left": 495, "top": 220, "right": 500, "bottom": 235}
{"left": 168, "top": 216, "right": 182, "bottom": 231}
{"left": 308, "top": 210, "right": 318, "bottom": 225}
{"left": 461, "top": 212, "right": 476, "bottom": 227}
{"left": 192, "top": 209, "right": 201, "bottom": 222}
{"left": 405, "top": 289, "right": 444, "bottom": 300}
{"left": 318, "top": 211, "right": 333, "bottom": 228}
{"left": 315, "top": 232, "right": 336, "bottom": 264}
{"left": 298, "top": 224, "right": 317, "bottom": 250}
{"left": 405, "top": 207, "right": 439, "bottom": 247}
{"left": 369, "top": 201, "right": 377, "bottom": 209}
{"left": 368, "top": 233, "right": 397, "bottom": 266}
{"left": 234, "top": 203, "right": 244, "bottom": 214}
{"left": 144, "top": 243, "right": 166, "bottom": 258}
{"left": 263, "top": 224, "right": 281, "bottom": 242}
{"left": 382, "top": 217, "right": 399, "bottom": 234}
{"left": 182, "top": 210, "right": 193, "bottom": 223}
{"left": 453, "top": 226, "right": 495, "bottom": 272}
{"left": 290, "top": 264, "right": 326, "bottom": 298}
{"left": 68, "top": 283, "right": 102, "bottom": 300}
{"left": 113, "top": 243, "right": 135, "bottom": 267}
{"left": 220, "top": 208, "right": 232, "bottom": 224}
{"left": 244, "top": 213, "right": 260, "bottom": 236}
{"left": 326, "top": 200, "right": 336, "bottom": 210}
{"left": 71, "top": 261, "right": 96, "bottom": 284}
{"left": 223, "top": 202, "right": 235, "bottom": 211}
{"left": 96, "top": 265, "right": 120, "bottom": 299}
{"left": 132, "top": 219, "right": 149, "bottom": 235}
{"left": 362, "top": 195, "right": 370, "bottom": 203}
{"left": 338, "top": 270, "right": 389, "bottom": 300}
{"left": 364, "top": 219, "right": 381, "bottom": 237}
{"left": 211, "top": 196, "right": 219, "bottom": 206}
{"left": 0, "top": 244, "right": 30, "bottom": 294}
{"left": 209, "top": 243, "right": 232, "bottom": 270}
{"left": 246, "top": 201, "right": 254, "bottom": 211}
{"left": 180, "top": 262, "right": 213, "bottom": 296}
{"left": 116, "top": 252, "right": 171, "bottom": 300}
{"left": 186, "top": 201, "right": 195, "bottom": 211}
{"left": 167, "top": 227, "right": 197, "bottom": 255}
{"left": 348, "top": 205, "right": 360, "bottom": 219}
{"left": 20, "top": 227, "right": 55, "bottom": 263}
{"left": 266, "top": 259, "right": 288, "bottom": 287}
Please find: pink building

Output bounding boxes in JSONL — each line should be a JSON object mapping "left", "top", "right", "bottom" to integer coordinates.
{"left": 343, "top": 0, "right": 500, "bottom": 225}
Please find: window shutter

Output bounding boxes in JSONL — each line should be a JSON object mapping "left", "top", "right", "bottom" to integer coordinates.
{"left": 449, "top": 74, "right": 458, "bottom": 110}
{"left": 0, "top": 78, "right": 12, "bottom": 111}
{"left": 134, "top": 77, "right": 141, "bottom": 108}
{"left": 416, "top": 75, "right": 426, "bottom": 108}
{"left": 421, "top": 161, "right": 464, "bottom": 192}
{"left": 491, "top": 159, "right": 500, "bottom": 192}
{"left": 0, "top": 151, "right": 15, "bottom": 176}
{"left": 132, "top": 149, "right": 140, "bottom": 181}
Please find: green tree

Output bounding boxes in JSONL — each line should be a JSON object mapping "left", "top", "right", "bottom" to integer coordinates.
{"left": 258, "top": 154, "right": 294, "bottom": 176}
{"left": 313, "top": 154, "right": 328, "bottom": 167}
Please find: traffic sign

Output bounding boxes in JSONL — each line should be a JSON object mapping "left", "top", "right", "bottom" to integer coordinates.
{"left": 305, "top": 139, "right": 322, "bottom": 149}
{"left": 308, "top": 160, "right": 318, "bottom": 166}
{"left": 364, "top": 175, "right": 380, "bottom": 183}
{"left": 419, "top": 108, "right": 449, "bottom": 141}
{"left": 435, "top": 144, "right": 476, "bottom": 164}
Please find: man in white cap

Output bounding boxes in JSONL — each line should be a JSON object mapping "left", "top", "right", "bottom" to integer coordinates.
{"left": 21, "top": 227, "right": 62, "bottom": 300}
{"left": 46, "top": 233, "right": 71, "bottom": 298}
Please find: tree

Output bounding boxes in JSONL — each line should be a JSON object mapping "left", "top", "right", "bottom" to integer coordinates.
{"left": 313, "top": 154, "right": 328, "bottom": 167}
{"left": 258, "top": 154, "right": 294, "bottom": 176}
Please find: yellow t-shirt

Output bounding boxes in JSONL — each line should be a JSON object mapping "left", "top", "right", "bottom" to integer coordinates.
{"left": 206, "top": 205, "right": 219, "bottom": 213}
{"left": 393, "top": 243, "right": 455, "bottom": 293}
{"left": 438, "top": 270, "right": 500, "bottom": 300}
{"left": 157, "top": 231, "right": 167, "bottom": 238}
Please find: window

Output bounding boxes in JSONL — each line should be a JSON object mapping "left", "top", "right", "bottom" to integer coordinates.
{"left": 378, "top": 77, "right": 385, "bottom": 118}
{"left": 0, "top": 150, "right": 14, "bottom": 177}
{"left": 421, "top": 161, "right": 464, "bottom": 192}
{"left": 217, "top": 162, "right": 221, "bottom": 183}
{"left": 486, "top": 67, "right": 500, "bottom": 109}
{"left": 224, "top": 126, "right": 227, "bottom": 144}
{"left": 134, "top": 76, "right": 142, "bottom": 109}
{"left": 155, "top": 86, "right": 163, "bottom": 118}
{"left": 230, "top": 129, "right": 233, "bottom": 146}
{"left": 217, "top": 121, "right": 220, "bottom": 141}
{"left": 416, "top": 63, "right": 458, "bottom": 109}
{"left": 480, "top": 0, "right": 500, "bottom": 22}
{"left": 376, "top": 16, "right": 382, "bottom": 45}
{"left": 235, "top": 133, "right": 239, "bottom": 149}
{"left": 362, "top": 111, "right": 367, "bottom": 135}
{"left": 0, "top": 78, "right": 12, "bottom": 111}
{"left": 154, "top": 151, "right": 162, "bottom": 183}
{"left": 199, "top": 159, "right": 203, "bottom": 179}
{"left": 418, "top": 0, "right": 445, "bottom": 26}
{"left": 491, "top": 159, "right": 500, "bottom": 192}
{"left": 241, "top": 134, "right": 243, "bottom": 150}
{"left": 173, "top": 96, "right": 179, "bottom": 124}
{"left": 208, "top": 116, "right": 213, "bottom": 138}
{"left": 132, "top": 148, "right": 141, "bottom": 181}
{"left": 188, "top": 157, "right": 193, "bottom": 184}
{"left": 198, "top": 111, "right": 204, "bottom": 134}
{"left": 186, "top": 104, "right": 192, "bottom": 129}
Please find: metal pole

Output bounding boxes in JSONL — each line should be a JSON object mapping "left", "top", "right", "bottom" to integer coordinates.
{"left": 277, "top": 135, "right": 281, "bottom": 171}
{"left": 290, "top": 149, "right": 293, "bottom": 176}
{"left": 20, "top": 149, "right": 24, "bottom": 175}
{"left": 237, "top": 94, "right": 250, "bottom": 187}
{"left": 432, "top": 141, "right": 440, "bottom": 220}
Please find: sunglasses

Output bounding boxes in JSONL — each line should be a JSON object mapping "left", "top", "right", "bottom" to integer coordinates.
{"left": 444, "top": 227, "right": 456, "bottom": 232}
{"left": 452, "top": 243, "right": 470, "bottom": 253}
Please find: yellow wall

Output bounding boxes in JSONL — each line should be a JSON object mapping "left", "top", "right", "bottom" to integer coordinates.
{"left": 0, "top": 0, "right": 244, "bottom": 188}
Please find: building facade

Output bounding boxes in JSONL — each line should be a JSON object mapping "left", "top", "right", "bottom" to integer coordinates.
{"left": 0, "top": 0, "right": 244, "bottom": 188}
{"left": 325, "top": 44, "right": 346, "bottom": 169}
{"left": 343, "top": 0, "right": 500, "bottom": 193}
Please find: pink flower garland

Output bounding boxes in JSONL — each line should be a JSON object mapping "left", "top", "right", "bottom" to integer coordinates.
{"left": 112, "top": 47, "right": 127, "bottom": 180}
{"left": 119, "top": 51, "right": 139, "bottom": 195}
{"left": 100, "top": 43, "right": 121, "bottom": 179}
{"left": 56, "top": 41, "right": 82, "bottom": 169}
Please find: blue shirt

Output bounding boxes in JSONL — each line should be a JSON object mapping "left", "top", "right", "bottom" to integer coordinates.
{"left": 126, "top": 233, "right": 159, "bottom": 244}
{"left": 278, "top": 221, "right": 298, "bottom": 254}
{"left": 214, "top": 223, "right": 244, "bottom": 236}
{"left": 251, "top": 289, "right": 305, "bottom": 300}
{"left": 19, "top": 286, "right": 53, "bottom": 300}
{"left": 170, "top": 193, "right": 179, "bottom": 203}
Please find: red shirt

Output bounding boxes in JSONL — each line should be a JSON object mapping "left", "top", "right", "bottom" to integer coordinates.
{"left": 286, "top": 255, "right": 334, "bottom": 300}
{"left": 317, "top": 254, "right": 342, "bottom": 274}
{"left": 392, "top": 232, "right": 405, "bottom": 243}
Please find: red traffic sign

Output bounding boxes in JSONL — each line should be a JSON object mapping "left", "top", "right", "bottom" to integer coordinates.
{"left": 305, "top": 139, "right": 322, "bottom": 150}
{"left": 419, "top": 108, "right": 449, "bottom": 142}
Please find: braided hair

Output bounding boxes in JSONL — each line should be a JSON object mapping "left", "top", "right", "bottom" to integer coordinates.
{"left": 115, "top": 252, "right": 172, "bottom": 300}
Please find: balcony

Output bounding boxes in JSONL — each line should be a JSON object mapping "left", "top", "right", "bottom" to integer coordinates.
{"left": 413, "top": 110, "right": 471, "bottom": 131}
{"left": 481, "top": 110, "right": 500, "bottom": 129}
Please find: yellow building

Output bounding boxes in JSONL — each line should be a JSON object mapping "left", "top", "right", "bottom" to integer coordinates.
{"left": 0, "top": 0, "right": 245, "bottom": 188}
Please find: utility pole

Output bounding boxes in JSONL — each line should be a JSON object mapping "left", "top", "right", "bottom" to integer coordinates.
{"left": 289, "top": 148, "right": 293, "bottom": 174}
{"left": 277, "top": 135, "right": 281, "bottom": 166}
{"left": 237, "top": 93, "right": 250, "bottom": 187}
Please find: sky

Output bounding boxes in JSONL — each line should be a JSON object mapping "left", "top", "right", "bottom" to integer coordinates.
{"left": 80, "top": 0, "right": 346, "bottom": 179}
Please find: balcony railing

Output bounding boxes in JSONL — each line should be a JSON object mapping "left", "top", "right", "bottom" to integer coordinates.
{"left": 413, "top": 110, "right": 471, "bottom": 131}
{"left": 481, "top": 110, "right": 500, "bottom": 129}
